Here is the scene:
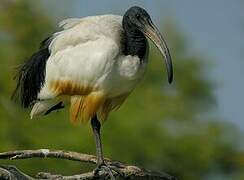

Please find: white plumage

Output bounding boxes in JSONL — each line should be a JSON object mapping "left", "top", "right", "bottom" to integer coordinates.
{"left": 31, "top": 15, "right": 148, "bottom": 122}
{"left": 13, "top": 7, "right": 173, "bottom": 174}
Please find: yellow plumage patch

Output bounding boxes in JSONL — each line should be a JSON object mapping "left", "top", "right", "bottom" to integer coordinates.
{"left": 69, "top": 93, "right": 129, "bottom": 124}
{"left": 49, "top": 80, "right": 130, "bottom": 124}
{"left": 70, "top": 92, "right": 106, "bottom": 124}
{"left": 97, "top": 93, "right": 130, "bottom": 121}
{"left": 50, "top": 80, "right": 94, "bottom": 96}
{"left": 70, "top": 96, "right": 84, "bottom": 123}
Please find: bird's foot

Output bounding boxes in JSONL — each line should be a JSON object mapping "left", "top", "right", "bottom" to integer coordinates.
{"left": 93, "top": 163, "right": 124, "bottom": 180}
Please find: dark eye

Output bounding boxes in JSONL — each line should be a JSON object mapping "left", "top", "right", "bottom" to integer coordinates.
{"left": 136, "top": 14, "right": 140, "bottom": 19}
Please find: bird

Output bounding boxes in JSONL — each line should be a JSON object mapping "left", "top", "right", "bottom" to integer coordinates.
{"left": 12, "top": 6, "right": 173, "bottom": 177}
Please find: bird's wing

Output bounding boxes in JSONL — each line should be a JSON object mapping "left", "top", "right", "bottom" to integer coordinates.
{"left": 50, "top": 15, "right": 123, "bottom": 55}
{"left": 36, "top": 33, "right": 121, "bottom": 122}
{"left": 12, "top": 15, "right": 123, "bottom": 109}
{"left": 12, "top": 37, "right": 52, "bottom": 107}
{"left": 38, "top": 35, "right": 120, "bottom": 99}
{"left": 11, "top": 18, "right": 85, "bottom": 107}
{"left": 59, "top": 18, "right": 83, "bottom": 30}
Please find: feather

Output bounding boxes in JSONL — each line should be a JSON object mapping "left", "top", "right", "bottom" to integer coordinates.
{"left": 70, "top": 92, "right": 105, "bottom": 124}
{"left": 12, "top": 37, "right": 52, "bottom": 107}
{"left": 12, "top": 15, "right": 147, "bottom": 123}
{"left": 30, "top": 99, "right": 63, "bottom": 119}
{"left": 59, "top": 18, "right": 82, "bottom": 30}
{"left": 98, "top": 93, "right": 130, "bottom": 122}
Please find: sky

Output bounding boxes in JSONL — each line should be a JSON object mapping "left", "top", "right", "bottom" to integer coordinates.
{"left": 43, "top": 0, "right": 244, "bottom": 129}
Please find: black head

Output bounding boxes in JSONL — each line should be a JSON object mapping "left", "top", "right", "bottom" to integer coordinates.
{"left": 123, "top": 6, "right": 152, "bottom": 30}
{"left": 123, "top": 6, "right": 173, "bottom": 84}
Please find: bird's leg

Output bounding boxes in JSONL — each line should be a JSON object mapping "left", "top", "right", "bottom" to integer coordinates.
{"left": 91, "top": 115, "right": 123, "bottom": 179}
{"left": 91, "top": 115, "right": 104, "bottom": 166}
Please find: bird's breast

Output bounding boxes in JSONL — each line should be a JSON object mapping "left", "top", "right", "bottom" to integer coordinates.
{"left": 117, "top": 55, "right": 145, "bottom": 79}
{"left": 105, "top": 54, "right": 148, "bottom": 98}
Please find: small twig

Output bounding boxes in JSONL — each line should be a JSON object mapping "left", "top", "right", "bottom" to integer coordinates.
{"left": 0, "top": 165, "right": 34, "bottom": 180}
{"left": 0, "top": 149, "right": 177, "bottom": 180}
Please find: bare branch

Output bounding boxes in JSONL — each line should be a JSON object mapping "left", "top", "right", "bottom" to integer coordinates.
{"left": 0, "top": 149, "right": 177, "bottom": 180}
{"left": 0, "top": 149, "right": 98, "bottom": 163}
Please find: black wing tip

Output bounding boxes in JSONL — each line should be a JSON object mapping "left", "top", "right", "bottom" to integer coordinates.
{"left": 11, "top": 36, "right": 52, "bottom": 108}
{"left": 11, "top": 65, "right": 24, "bottom": 106}
{"left": 11, "top": 66, "right": 31, "bottom": 108}
{"left": 44, "top": 102, "right": 64, "bottom": 115}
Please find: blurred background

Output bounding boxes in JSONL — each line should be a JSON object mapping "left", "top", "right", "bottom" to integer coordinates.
{"left": 0, "top": 0, "right": 243, "bottom": 179}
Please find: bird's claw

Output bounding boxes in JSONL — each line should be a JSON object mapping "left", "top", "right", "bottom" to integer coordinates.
{"left": 94, "top": 163, "right": 124, "bottom": 180}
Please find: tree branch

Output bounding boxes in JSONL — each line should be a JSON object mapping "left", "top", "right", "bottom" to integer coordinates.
{"left": 0, "top": 149, "right": 177, "bottom": 180}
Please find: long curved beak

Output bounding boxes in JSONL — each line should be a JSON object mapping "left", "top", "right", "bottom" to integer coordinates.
{"left": 142, "top": 20, "right": 173, "bottom": 83}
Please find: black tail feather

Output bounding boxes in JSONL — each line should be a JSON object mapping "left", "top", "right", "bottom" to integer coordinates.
{"left": 12, "top": 37, "right": 52, "bottom": 107}
{"left": 45, "top": 102, "right": 64, "bottom": 115}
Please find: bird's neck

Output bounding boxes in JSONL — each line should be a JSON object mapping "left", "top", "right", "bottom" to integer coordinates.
{"left": 123, "top": 27, "right": 147, "bottom": 59}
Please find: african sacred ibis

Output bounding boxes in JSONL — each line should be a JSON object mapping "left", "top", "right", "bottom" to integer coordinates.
{"left": 12, "top": 6, "right": 173, "bottom": 174}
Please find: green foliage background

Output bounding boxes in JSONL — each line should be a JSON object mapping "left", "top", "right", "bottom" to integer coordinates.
{"left": 0, "top": 1, "right": 243, "bottom": 180}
